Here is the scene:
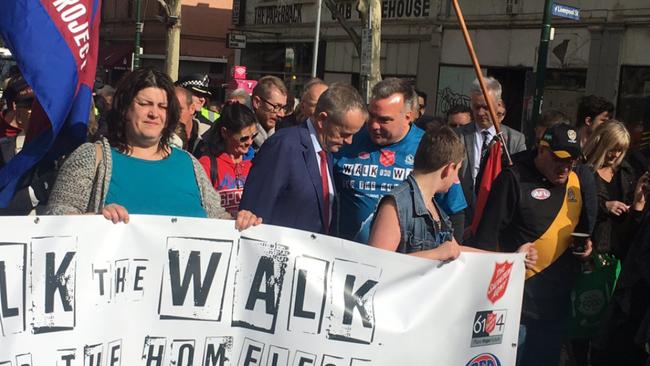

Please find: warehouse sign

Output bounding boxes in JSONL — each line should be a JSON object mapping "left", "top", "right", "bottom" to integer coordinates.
{"left": 331, "top": 0, "right": 431, "bottom": 20}
{"left": 552, "top": 3, "right": 580, "bottom": 21}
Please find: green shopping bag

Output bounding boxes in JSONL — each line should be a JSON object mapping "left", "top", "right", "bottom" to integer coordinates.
{"left": 568, "top": 255, "right": 621, "bottom": 339}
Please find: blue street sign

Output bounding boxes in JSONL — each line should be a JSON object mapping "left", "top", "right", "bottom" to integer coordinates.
{"left": 552, "top": 3, "right": 580, "bottom": 20}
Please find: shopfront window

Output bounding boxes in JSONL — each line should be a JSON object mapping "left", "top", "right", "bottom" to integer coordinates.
{"left": 618, "top": 66, "right": 650, "bottom": 148}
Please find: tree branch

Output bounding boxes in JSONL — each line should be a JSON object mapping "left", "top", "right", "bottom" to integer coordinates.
{"left": 322, "top": 0, "right": 361, "bottom": 56}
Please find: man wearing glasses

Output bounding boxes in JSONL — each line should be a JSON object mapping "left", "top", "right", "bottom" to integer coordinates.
{"left": 250, "top": 75, "right": 289, "bottom": 151}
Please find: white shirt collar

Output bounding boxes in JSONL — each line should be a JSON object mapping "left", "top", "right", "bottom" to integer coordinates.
{"left": 306, "top": 118, "right": 323, "bottom": 153}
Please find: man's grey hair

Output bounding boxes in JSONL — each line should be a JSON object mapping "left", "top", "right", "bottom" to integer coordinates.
{"left": 228, "top": 88, "right": 252, "bottom": 108}
{"left": 315, "top": 83, "right": 367, "bottom": 125}
{"left": 174, "top": 86, "right": 193, "bottom": 106}
{"left": 370, "top": 77, "right": 417, "bottom": 112}
{"left": 470, "top": 76, "right": 502, "bottom": 101}
{"left": 302, "top": 78, "right": 328, "bottom": 99}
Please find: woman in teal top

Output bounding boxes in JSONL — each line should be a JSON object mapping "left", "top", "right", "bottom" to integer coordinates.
{"left": 47, "top": 68, "right": 262, "bottom": 230}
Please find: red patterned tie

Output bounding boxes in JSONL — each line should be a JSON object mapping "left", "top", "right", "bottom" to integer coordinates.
{"left": 318, "top": 150, "right": 330, "bottom": 233}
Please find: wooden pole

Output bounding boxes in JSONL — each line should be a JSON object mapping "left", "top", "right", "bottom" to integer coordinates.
{"left": 451, "top": 0, "right": 512, "bottom": 165}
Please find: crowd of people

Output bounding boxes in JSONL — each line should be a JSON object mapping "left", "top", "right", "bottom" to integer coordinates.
{"left": 1, "top": 66, "right": 649, "bottom": 366}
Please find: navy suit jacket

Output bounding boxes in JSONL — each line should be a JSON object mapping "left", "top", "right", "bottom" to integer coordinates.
{"left": 239, "top": 122, "right": 333, "bottom": 234}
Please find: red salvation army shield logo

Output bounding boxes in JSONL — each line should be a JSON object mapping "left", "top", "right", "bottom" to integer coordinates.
{"left": 379, "top": 149, "right": 395, "bottom": 167}
{"left": 485, "top": 312, "right": 497, "bottom": 334}
{"left": 487, "top": 261, "right": 513, "bottom": 304}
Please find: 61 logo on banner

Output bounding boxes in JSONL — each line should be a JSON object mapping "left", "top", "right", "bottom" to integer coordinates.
{"left": 471, "top": 310, "right": 507, "bottom": 347}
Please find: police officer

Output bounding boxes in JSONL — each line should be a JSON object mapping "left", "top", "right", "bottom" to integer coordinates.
{"left": 176, "top": 73, "right": 219, "bottom": 126}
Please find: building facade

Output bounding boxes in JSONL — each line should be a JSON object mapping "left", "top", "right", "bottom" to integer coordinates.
{"left": 236, "top": 0, "right": 650, "bottom": 135}
{"left": 100, "top": 0, "right": 234, "bottom": 89}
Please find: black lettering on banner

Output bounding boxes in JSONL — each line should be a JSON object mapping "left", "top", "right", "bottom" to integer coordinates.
{"left": 203, "top": 336, "right": 232, "bottom": 366}
{"left": 232, "top": 239, "right": 288, "bottom": 334}
{"left": 45, "top": 252, "right": 75, "bottom": 313}
{"left": 32, "top": 237, "right": 77, "bottom": 334}
{"left": 349, "top": 359, "right": 371, "bottom": 366}
{"left": 92, "top": 267, "right": 108, "bottom": 296}
{"left": 320, "top": 355, "right": 345, "bottom": 366}
{"left": 0, "top": 361, "right": 11, "bottom": 366}
{"left": 342, "top": 275, "right": 377, "bottom": 327}
{"left": 142, "top": 336, "right": 167, "bottom": 366}
{"left": 15, "top": 353, "right": 32, "bottom": 366}
{"left": 170, "top": 340, "right": 195, "bottom": 366}
{"left": 292, "top": 351, "right": 316, "bottom": 366}
{"left": 237, "top": 338, "right": 265, "bottom": 366}
{"left": 266, "top": 345, "right": 289, "bottom": 366}
{"left": 326, "top": 259, "right": 381, "bottom": 344}
{"left": 108, "top": 340, "right": 121, "bottom": 366}
{"left": 133, "top": 260, "right": 147, "bottom": 292}
{"left": 169, "top": 251, "right": 220, "bottom": 306}
{"left": 56, "top": 349, "right": 76, "bottom": 366}
{"left": 0, "top": 262, "right": 17, "bottom": 318}
{"left": 159, "top": 237, "right": 233, "bottom": 321}
{"left": 245, "top": 257, "right": 275, "bottom": 313}
{"left": 287, "top": 256, "right": 328, "bottom": 335}
{"left": 0, "top": 243, "right": 26, "bottom": 336}
{"left": 84, "top": 343, "right": 104, "bottom": 366}
{"left": 114, "top": 259, "right": 128, "bottom": 295}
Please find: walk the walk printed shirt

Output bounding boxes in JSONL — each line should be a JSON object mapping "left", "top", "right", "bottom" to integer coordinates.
{"left": 333, "top": 125, "right": 467, "bottom": 243}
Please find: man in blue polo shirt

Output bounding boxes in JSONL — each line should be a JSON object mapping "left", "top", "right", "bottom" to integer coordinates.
{"left": 333, "top": 78, "right": 467, "bottom": 243}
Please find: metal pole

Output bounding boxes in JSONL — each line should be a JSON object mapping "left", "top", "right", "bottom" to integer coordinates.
{"left": 311, "top": 0, "right": 323, "bottom": 77}
{"left": 531, "top": 0, "right": 554, "bottom": 129}
{"left": 133, "top": 0, "right": 143, "bottom": 70}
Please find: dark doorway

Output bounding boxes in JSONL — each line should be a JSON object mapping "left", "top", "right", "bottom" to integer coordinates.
{"left": 488, "top": 67, "right": 529, "bottom": 132}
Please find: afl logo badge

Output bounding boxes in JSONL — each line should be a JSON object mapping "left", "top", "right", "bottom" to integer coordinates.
{"left": 531, "top": 188, "right": 551, "bottom": 200}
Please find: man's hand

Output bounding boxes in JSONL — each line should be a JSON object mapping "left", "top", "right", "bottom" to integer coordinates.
{"left": 517, "top": 242, "right": 538, "bottom": 269}
{"left": 235, "top": 210, "right": 263, "bottom": 231}
{"left": 574, "top": 238, "right": 593, "bottom": 259}
{"left": 102, "top": 204, "right": 130, "bottom": 224}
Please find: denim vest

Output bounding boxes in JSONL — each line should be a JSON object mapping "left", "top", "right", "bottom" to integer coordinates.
{"left": 382, "top": 175, "right": 454, "bottom": 254}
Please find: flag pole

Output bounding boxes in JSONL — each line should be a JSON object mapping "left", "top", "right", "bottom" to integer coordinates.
{"left": 451, "top": 0, "right": 513, "bottom": 166}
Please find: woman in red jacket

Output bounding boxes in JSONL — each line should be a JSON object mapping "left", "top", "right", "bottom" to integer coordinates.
{"left": 198, "top": 102, "right": 257, "bottom": 216}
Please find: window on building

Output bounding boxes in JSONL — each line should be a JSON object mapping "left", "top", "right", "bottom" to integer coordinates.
{"left": 617, "top": 66, "right": 650, "bottom": 148}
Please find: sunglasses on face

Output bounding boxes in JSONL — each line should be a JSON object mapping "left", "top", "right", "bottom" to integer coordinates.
{"left": 237, "top": 132, "right": 259, "bottom": 143}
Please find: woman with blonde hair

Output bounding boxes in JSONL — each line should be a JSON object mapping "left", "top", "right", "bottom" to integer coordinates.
{"left": 583, "top": 119, "right": 649, "bottom": 259}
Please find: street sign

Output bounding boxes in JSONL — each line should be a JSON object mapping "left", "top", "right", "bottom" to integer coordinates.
{"left": 227, "top": 33, "right": 247, "bottom": 49}
{"left": 552, "top": 3, "right": 580, "bottom": 20}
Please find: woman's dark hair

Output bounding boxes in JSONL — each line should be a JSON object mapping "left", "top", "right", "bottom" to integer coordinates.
{"left": 106, "top": 68, "right": 180, "bottom": 153}
{"left": 203, "top": 102, "right": 257, "bottom": 156}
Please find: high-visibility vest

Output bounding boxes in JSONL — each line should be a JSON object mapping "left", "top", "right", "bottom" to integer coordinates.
{"left": 200, "top": 107, "right": 219, "bottom": 123}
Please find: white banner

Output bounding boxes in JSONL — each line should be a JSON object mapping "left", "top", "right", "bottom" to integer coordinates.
{"left": 0, "top": 215, "right": 524, "bottom": 365}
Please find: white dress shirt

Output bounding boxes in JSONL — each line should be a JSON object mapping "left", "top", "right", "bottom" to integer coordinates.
{"left": 306, "top": 119, "right": 334, "bottom": 225}
{"left": 471, "top": 123, "right": 497, "bottom": 184}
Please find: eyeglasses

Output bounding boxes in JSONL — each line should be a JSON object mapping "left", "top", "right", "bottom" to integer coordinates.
{"left": 260, "top": 97, "right": 287, "bottom": 114}
{"left": 238, "top": 132, "right": 259, "bottom": 143}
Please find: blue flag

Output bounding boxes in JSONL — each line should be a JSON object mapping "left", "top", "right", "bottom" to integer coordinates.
{"left": 0, "top": 0, "right": 101, "bottom": 207}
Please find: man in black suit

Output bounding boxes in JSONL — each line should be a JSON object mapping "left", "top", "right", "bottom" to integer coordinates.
{"left": 456, "top": 76, "right": 527, "bottom": 226}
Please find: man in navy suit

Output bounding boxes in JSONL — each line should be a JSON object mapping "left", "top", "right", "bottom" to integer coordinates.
{"left": 239, "top": 83, "right": 367, "bottom": 234}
